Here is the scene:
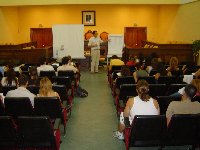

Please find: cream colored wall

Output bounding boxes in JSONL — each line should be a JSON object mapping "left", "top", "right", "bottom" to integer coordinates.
{"left": 158, "top": 1, "right": 200, "bottom": 43}
{"left": 0, "top": 7, "right": 19, "bottom": 43}
{"left": 17, "top": 4, "right": 160, "bottom": 43}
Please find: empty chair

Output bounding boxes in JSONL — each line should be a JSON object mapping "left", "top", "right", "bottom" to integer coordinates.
{"left": 34, "top": 97, "right": 67, "bottom": 135}
{"left": 124, "top": 115, "right": 167, "bottom": 150}
{"left": 18, "top": 116, "right": 60, "bottom": 150}
{"left": 156, "top": 96, "right": 181, "bottom": 115}
{"left": 166, "top": 114, "right": 199, "bottom": 148}
{"left": 4, "top": 97, "right": 34, "bottom": 118}
{"left": 149, "top": 84, "right": 167, "bottom": 98}
{"left": 57, "top": 70, "right": 78, "bottom": 87}
{"left": 0, "top": 116, "right": 18, "bottom": 149}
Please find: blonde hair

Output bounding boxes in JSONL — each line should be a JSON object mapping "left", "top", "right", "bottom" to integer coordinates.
{"left": 191, "top": 79, "right": 200, "bottom": 93}
{"left": 39, "top": 77, "right": 54, "bottom": 96}
{"left": 169, "top": 57, "right": 179, "bottom": 71}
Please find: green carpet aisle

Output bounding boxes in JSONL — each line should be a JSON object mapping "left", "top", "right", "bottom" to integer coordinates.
{"left": 60, "top": 70, "right": 125, "bottom": 150}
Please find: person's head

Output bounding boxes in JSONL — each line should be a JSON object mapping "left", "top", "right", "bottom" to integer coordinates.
{"left": 6, "top": 68, "right": 17, "bottom": 85}
{"left": 135, "top": 62, "right": 144, "bottom": 70}
{"left": 121, "top": 65, "right": 130, "bottom": 77}
{"left": 39, "top": 57, "right": 47, "bottom": 65}
{"left": 67, "top": 55, "right": 72, "bottom": 61}
{"left": 62, "top": 56, "right": 70, "bottom": 65}
{"left": 92, "top": 30, "right": 98, "bottom": 37}
{"left": 169, "top": 57, "right": 179, "bottom": 70}
{"left": 136, "top": 79, "right": 150, "bottom": 101}
{"left": 111, "top": 55, "right": 118, "bottom": 59}
{"left": 151, "top": 58, "right": 159, "bottom": 70}
{"left": 183, "top": 84, "right": 197, "bottom": 100}
{"left": 18, "top": 74, "right": 28, "bottom": 87}
{"left": 29, "top": 66, "right": 38, "bottom": 79}
{"left": 191, "top": 79, "right": 200, "bottom": 93}
{"left": 39, "top": 77, "right": 53, "bottom": 96}
{"left": 157, "top": 62, "right": 167, "bottom": 76}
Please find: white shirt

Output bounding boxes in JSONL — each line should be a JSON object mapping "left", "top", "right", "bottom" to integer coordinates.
{"left": 6, "top": 87, "right": 35, "bottom": 107}
{"left": 37, "top": 65, "right": 55, "bottom": 75}
{"left": 88, "top": 37, "right": 103, "bottom": 50}
{"left": 57, "top": 64, "right": 78, "bottom": 73}
{"left": 129, "top": 96, "right": 159, "bottom": 123}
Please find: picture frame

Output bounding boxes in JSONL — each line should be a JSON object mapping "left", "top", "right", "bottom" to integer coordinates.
{"left": 82, "top": 11, "right": 96, "bottom": 26}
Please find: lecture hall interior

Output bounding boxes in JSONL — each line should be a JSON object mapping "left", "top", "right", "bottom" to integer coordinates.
{"left": 0, "top": 0, "right": 200, "bottom": 150}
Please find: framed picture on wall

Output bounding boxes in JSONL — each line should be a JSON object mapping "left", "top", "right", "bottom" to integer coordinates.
{"left": 82, "top": 11, "right": 96, "bottom": 26}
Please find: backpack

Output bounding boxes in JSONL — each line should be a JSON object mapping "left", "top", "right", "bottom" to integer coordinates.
{"left": 76, "top": 85, "right": 88, "bottom": 98}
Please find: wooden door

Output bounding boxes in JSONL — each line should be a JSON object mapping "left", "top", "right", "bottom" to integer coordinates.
{"left": 124, "top": 27, "right": 147, "bottom": 48}
{"left": 30, "top": 28, "right": 52, "bottom": 48}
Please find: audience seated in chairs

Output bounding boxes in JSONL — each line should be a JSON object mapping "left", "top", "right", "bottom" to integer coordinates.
{"left": 37, "top": 57, "right": 55, "bottom": 76}
{"left": 166, "top": 84, "right": 200, "bottom": 125}
{"left": 1, "top": 68, "right": 18, "bottom": 86}
{"left": 154, "top": 62, "right": 172, "bottom": 80}
{"left": 113, "top": 79, "right": 159, "bottom": 140}
{"left": 6, "top": 74, "right": 35, "bottom": 107}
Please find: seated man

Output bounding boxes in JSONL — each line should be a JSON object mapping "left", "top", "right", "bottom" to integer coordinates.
{"left": 57, "top": 56, "right": 79, "bottom": 73}
{"left": 166, "top": 84, "right": 200, "bottom": 125}
{"left": 37, "top": 57, "right": 55, "bottom": 76}
{"left": 6, "top": 74, "right": 36, "bottom": 107}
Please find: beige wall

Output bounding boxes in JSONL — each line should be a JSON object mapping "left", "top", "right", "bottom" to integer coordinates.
{"left": 0, "top": 7, "right": 19, "bottom": 43}
{"left": 0, "top": 2, "right": 200, "bottom": 44}
{"left": 158, "top": 0, "right": 200, "bottom": 43}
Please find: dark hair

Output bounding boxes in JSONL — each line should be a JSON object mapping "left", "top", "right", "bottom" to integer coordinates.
{"left": 29, "top": 66, "right": 38, "bottom": 79}
{"left": 92, "top": 30, "right": 97, "bottom": 35}
{"left": 157, "top": 62, "right": 168, "bottom": 76}
{"left": 18, "top": 74, "right": 28, "bottom": 86}
{"left": 111, "top": 55, "right": 118, "bottom": 59}
{"left": 136, "top": 79, "right": 150, "bottom": 101}
{"left": 6, "top": 68, "right": 17, "bottom": 86}
{"left": 62, "top": 56, "right": 70, "bottom": 65}
{"left": 121, "top": 66, "right": 130, "bottom": 76}
{"left": 184, "top": 84, "right": 197, "bottom": 100}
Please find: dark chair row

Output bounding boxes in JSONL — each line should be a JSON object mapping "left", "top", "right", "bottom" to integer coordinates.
{"left": 0, "top": 116, "right": 60, "bottom": 150}
{"left": 124, "top": 114, "right": 200, "bottom": 150}
{"left": 0, "top": 97, "right": 68, "bottom": 135}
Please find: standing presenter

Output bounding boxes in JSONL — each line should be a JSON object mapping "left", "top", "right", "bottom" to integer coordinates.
{"left": 88, "top": 30, "right": 106, "bottom": 73}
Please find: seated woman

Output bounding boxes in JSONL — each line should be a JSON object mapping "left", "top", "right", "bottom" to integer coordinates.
{"left": 133, "top": 62, "right": 148, "bottom": 83}
{"left": 28, "top": 66, "right": 40, "bottom": 86}
{"left": 167, "top": 57, "right": 179, "bottom": 72}
{"left": 154, "top": 62, "right": 172, "bottom": 80}
{"left": 1, "top": 68, "right": 18, "bottom": 86}
{"left": 166, "top": 84, "right": 200, "bottom": 125}
{"left": 38, "top": 77, "right": 61, "bottom": 104}
{"left": 113, "top": 79, "right": 160, "bottom": 140}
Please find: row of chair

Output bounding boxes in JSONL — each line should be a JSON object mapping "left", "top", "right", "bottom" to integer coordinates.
{"left": 0, "top": 97, "right": 68, "bottom": 135}
{"left": 124, "top": 114, "right": 200, "bottom": 150}
{"left": 115, "top": 83, "right": 188, "bottom": 114}
{"left": 0, "top": 116, "right": 60, "bottom": 150}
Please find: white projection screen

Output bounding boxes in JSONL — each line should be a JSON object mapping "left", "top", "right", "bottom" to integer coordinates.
{"left": 108, "top": 34, "right": 124, "bottom": 57}
{"left": 52, "top": 24, "right": 84, "bottom": 59}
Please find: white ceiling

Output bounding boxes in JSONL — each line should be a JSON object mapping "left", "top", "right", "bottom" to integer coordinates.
{"left": 0, "top": 0, "right": 199, "bottom": 6}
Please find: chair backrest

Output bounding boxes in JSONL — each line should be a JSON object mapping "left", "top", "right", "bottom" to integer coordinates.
{"left": 52, "top": 85, "right": 69, "bottom": 102}
{"left": 129, "top": 115, "right": 167, "bottom": 147}
{"left": 157, "top": 76, "right": 177, "bottom": 85}
{"left": 17, "top": 116, "right": 57, "bottom": 148}
{"left": 2, "top": 86, "right": 17, "bottom": 96}
{"left": 167, "top": 114, "right": 199, "bottom": 145}
{"left": 110, "top": 65, "right": 124, "bottom": 73}
{"left": 115, "top": 76, "right": 135, "bottom": 89}
{"left": 156, "top": 96, "right": 181, "bottom": 115}
{"left": 118, "top": 84, "right": 137, "bottom": 104}
{"left": 0, "top": 116, "right": 18, "bottom": 148}
{"left": 0, "top": 99, "right": 5, "bottom": 116}
{"left": 58, "top": 70, "right": 74, "bottom": 79}
{"left": 149, "top": 84, "right": 167, "bottom": 98}
{"left": 52, "top": 76, "right": 71, "bottom": 89}
{"left": 34, "top": 97, "right": 62, "bottom": 119}
{"left": 4, "top": 97, "right": 34, "bottom": 118}
{"left": 27, "top": 86, "right": 40, "bottom": 95}
{"left": 167, "top": 84, "right": 187, "bottom": 95}
{"left": 39, "top": 71, "right": 56, "bottom": 81}
{"left": 138, "top": 76, "right": 156, "bottom": 84}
